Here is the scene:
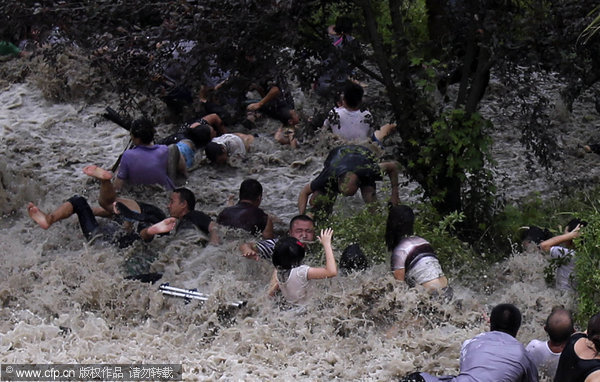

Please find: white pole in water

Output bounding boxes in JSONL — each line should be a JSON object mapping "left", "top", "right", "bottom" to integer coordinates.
{"left": 159, "top": 283, "right": 246, "bottom": 308}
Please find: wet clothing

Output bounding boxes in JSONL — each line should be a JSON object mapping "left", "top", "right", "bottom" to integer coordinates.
{"left": 391, "top": 236, "right": 445, "bottom": 287}
{"left": 277, "top": 265, "right": 310, "bottom": 305}
{"left": 176, "top": 140, "right": 195, "bottom": 168}
{"left": 217, "top": 201, "right": 268, "bottom": 235}
{"left": 67, "top": 195, "right": 165, "bottom": 248}
{"left": 212, "top": 134, "right": 246, "bottom": 157}
{"left": 310, "top": 145, "right": 381, "bottom": 195}
{"left": 549, "top": 246, "right": 576, "bottom": 291}
{"left": 117, "top": 145, "right": 175, "bottom": 190}
{"left": 405, "top": 331, "right": 539, "bottom": 382}
{"left": 454, "top": 331, "right": 539, "bottom": 382}
{"left": 256, "top": 238, "right": 278, "bottom": 260}
{"left": 554, "top": 333, "right": 600, "bottom": 382}
{"left": 177, "top": 210, "right": 212, "bottom": 234}
{"left": 324, "top": 107, "right": 376, "bottom": 142}
{"left": 0, "top": 41, "right": 20, "bottom": 57}
{"left": 255, "top": 73, "right": 295, "bottom": 123}
{"left": 526, "top": 339, "right": 561, "bottom": 379}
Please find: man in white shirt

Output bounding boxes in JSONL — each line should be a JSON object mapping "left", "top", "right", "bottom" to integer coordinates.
{"left": 526, "top": 307, "right": 574, "bottom": 380}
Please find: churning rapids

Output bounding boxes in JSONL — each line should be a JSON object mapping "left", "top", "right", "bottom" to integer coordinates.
{"left": 1, "top": 53, "right": 600, "bottom": 381}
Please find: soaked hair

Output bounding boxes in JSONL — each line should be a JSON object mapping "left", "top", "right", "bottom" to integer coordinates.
{"left": 545, "top": 307, "right": 574, "bottom": 344}
{"left": 490, "top": 303, "right": 522, "bottom": 337}
{"left": 272, "top": 236, "right": 306, "bottom": 270}
{"left": 239, "top": 178, "right": 262, "bottom": 201}
{"left": 185, "top": 125, "right": 212, "bottom": 148}
{"left": 129, "top": 117, "right": 155, "bottom": 144}
{"left": 204, "top": 142, "right": 225, "bottom": 162}
{"left": 340, "top": 243, "right": 368, "bottom": 273}
{"left": 566, "top": 218, "right": 587, "bottom": 232}
{"left": 587, "top": 312, "right": 600, "bottom": 352}
{"left": 521, "top": 226, "right": 552, "bottom": 245}
{"left": 333, "top": 16, "right": 353, "bottom": 35}
{"left": 385, "top": 205, "right": 415, "bottom": 251}
{"left": 174, "top": 187, "right": 195, "bottom": 211}
{"left": 343, "top": 82, "right": 364, "bottom": 109}
{"left": 289, "top": 214, "right": 314, "bottom": 230}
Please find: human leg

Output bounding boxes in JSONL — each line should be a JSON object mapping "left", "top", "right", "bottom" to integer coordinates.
{"left": 66, "top": 195, "right": 101, "bottom": 239}
{"left": 374, "top": 123, "right": 396, "bottom": 142}
{"left": 27, "top": 201, "right": 74, "bottom": 230}
{"left": 82, "top": 165, "right": 116, "bottom": 214}
{"left": 202, "top": 113, "right": 226, "bottom": 135}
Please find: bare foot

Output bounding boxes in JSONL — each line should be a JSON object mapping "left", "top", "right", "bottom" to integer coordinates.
{"left": 83, "top": 165, "right": 113, "bottom": 180}
{"left": 147, "top": 217, "right": 177, "bottom": 236}
{"left": 27, "top": 202, "right": 50, "bottom": 229}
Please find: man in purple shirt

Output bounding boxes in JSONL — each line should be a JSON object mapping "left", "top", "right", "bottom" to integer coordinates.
{"left": 400, "top": 303, "right": 539, "bottom": 382}
{"left": 114, "top": 118, "right": 175, "bottom": 191}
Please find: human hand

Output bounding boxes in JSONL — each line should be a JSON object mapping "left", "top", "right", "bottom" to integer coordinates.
{"left": 318, "top": 228, "right": 333, "bottom": 246}
{"left": 247, "top": 102, "right": 261, "bottom": 111}
{"left": 240, "top": 243, "right": 260, "bottom": 261}
{"left": 242, "top": 250, "right": 259, "bottom": 261}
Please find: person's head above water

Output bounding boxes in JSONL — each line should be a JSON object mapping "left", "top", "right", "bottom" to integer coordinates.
{"left": 385, "top": 205, "right": 415, "bottom": 251}
{"left": 129, "top": 117, "right": 155, "bottom": 145}
{"left": 342, "top": 81, "right": 364, "bottom": 109}
{"left": 239, "top": 178, "right": 263, "bottom": 205}
{"left": 289, "top": 214, "right": 315, "bottom": 242}
{"left": 204, "top": 142, "right": 227, "bottom": 164}
{"left": 490, "top": 303, "right": 522, "bottom": 338}
{"left": 168, "top": 187, "right": 195, "bottom": 218}
{"left": 545, "top": 307, "right": 574, "bottom": 345}
{"left": 185, "top": 124, "right": 213, "bottom": 148}
{"left": 272, "top": 236, "right": 306, "bottom": 270}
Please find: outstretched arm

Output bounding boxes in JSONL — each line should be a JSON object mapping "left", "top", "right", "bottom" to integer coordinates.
{"left": 379, "top": 161, "right": 400, "bottom": 206}
{"left": 239, "top": 242, "right": 260, "bottom": 261}
{"left": 208, "top": 221, "right": 220, "bottom": 245}
{"left": 247, "top": 86, "right": 281, "bottom": 111}
{"left": 262, "top": 215, "right": 275, "bottom": 239}
{"left": 298, "top": 183, "right": 313, "bottom": 214}
{"left": 540, "top": 225, "right": 581, "bottom": 252}
{"left": 267, "top": 269, "right": 280, "bottom": 296}
{"left": 307, "top": 228, "right": 337, "bottom": 280}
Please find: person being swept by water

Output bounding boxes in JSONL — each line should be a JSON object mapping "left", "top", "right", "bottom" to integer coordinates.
{"left": 114, "top": 117, "right": 175, "bottom": 191}
{"left": 385, "top": 205, "right": 451, "bottom": 298}
{"left": 217, "top": 178, "right": 274, "bottom": 239}
{"left": 158, "top": 113, "right": 227, "bottom": 179}
{"left": 79, "top": 165, "right": 218, "bottom": 245}
{"left": 539, "top": 218, "right": 585, "bottom": 292}
{"left": 204, "top": 132, "right": 255, "bottom": 165}
{"left": 399, "top": 303, "right": 539, "bottom": 382}
{"left": 268, "top": 228, "right": 337, "bottom": 306}
{"left": 26, "top": 166, "right": 167, "bottom": 248}
{"left": 297, "top": 145, "right": 400, "bottom": 218}
{"left": 239, "top": 214, "right": 315, "bottom": 261}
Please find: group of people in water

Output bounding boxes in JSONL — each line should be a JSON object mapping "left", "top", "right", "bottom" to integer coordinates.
{"left": 22, "top": 17, "right": 600, "bottom": 382}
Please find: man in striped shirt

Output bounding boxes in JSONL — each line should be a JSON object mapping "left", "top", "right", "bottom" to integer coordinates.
{"left": 239, "top": 215, "right": 315, "bottom": 261}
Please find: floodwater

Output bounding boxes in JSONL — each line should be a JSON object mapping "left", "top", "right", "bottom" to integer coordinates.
{"left": 1, "top": 53, "right": 599, "bottom": 381}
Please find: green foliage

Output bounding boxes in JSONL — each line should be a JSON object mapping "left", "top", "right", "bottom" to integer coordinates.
{"left": 572, "top": 209, "right": 600, "bottom": 324}
{"left": 409, "top": 109, "right": 497, "bottom": 225}
{"left": 316, "top": 202, "right": 389, "bottom": 265}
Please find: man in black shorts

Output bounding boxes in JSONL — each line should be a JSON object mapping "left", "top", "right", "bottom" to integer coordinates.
{"left": 297, "top": 145, "right": 400, "bottom": 217}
